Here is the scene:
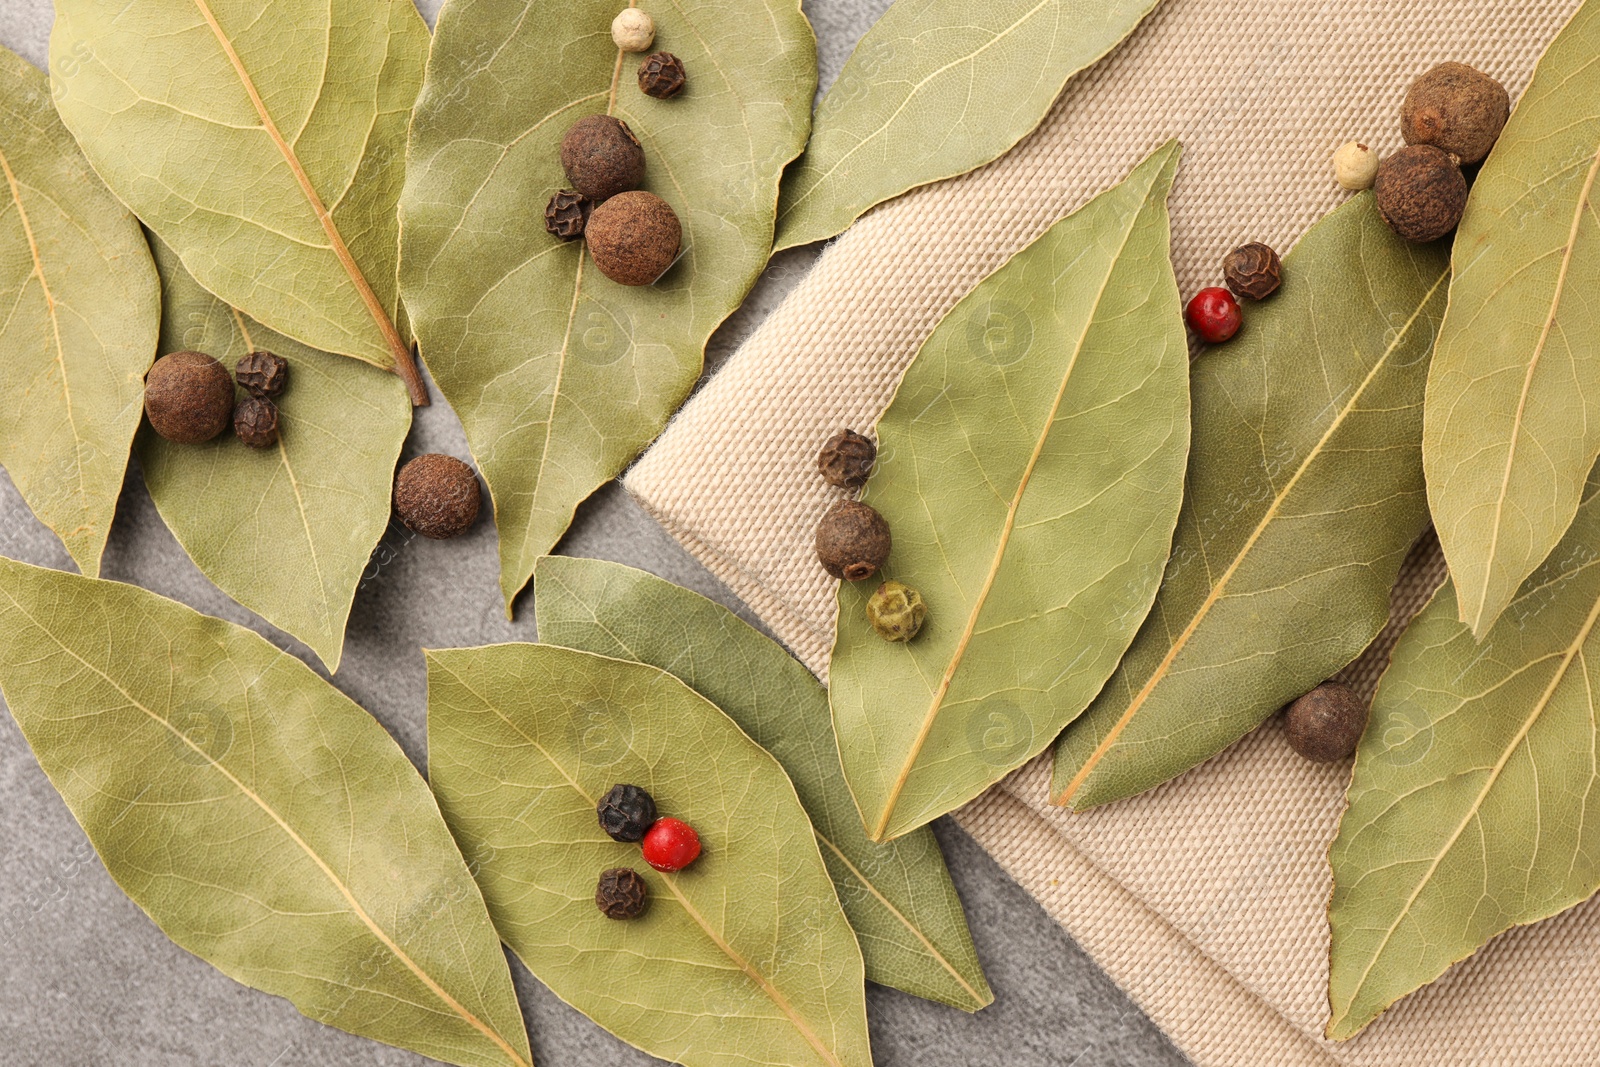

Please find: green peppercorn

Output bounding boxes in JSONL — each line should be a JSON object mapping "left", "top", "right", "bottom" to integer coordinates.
{"left": 867, "top": 581, "right": 926, "bottom": 642}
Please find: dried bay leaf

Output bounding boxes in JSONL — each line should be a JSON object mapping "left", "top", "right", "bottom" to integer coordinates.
{"left": 1423, "top": 2, "right": 1600, "bottom": 637}
{"left": 49, "top": 0, "right": 430, "bottom": 403}
{"left": 773, "top": 0, "right": 1166, "bottom": 251}
{"left": 426, "top": 643, "right": 873, "bottom": 1067}
{"left": 0, "top": 47, "right": 158, "bottom": 577}
{"left": 0, "top": 558, "right": 533, "bottom": 1067}
{"left": 830, "top": 143, "right": 1189, "bottom": 842}
{"left": 1053, "top": 195, "right": 1447, "bottom": 811}
{"left": 400, "top": 0, "right": 816, "bottom": 613}
{"left": 532, "top": 555, "right": 992, "bottom": 1012}
{"left": 1327, "top": 468, "right": 1600, "bottom": 1040}
{"left": 138, "top": 236, "right": 411, "bottom": 673}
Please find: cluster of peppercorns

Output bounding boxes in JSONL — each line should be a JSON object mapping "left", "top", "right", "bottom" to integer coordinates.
{"left": 1183, "top": 241, "right": 1284, "bottom": 345}
{"left": 144, "top": 349, "right": 290, "bottom": 450}
{"left": 544, "top": 8, "right": 689, "bottom": 287}
{"left": 1283, "top": 680, "right": 1369, "bottom": 764}
{"left": 393, "top": 453, "right": 482, "bottom": 540}
{"left": 1340, "top": 62, "right": 1510, "bottom": 244}
{"left": 592, "top": 783, "right": 703, "bottom": 921}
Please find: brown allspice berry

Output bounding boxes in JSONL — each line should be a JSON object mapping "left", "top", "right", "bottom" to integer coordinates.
{"left": 1374, "top": 145, "right": 1468, "bottom": 243}
{"left": 560, "top": 115, "right": 646, "bottom": 202}
{"left": 144, "top": 351, "right": 235, "bottom": 444}
{"left": 816, "top": 500, "right": 891, "bottom": 582}
{"left": 595, "top": 868, "right": 649, "bottom": 921}
{"left": 234, "top": 396, "right": 280, "bottom": 449}
{"left": 394, "top": 454, "right": 482, "bottom": 540}
{"left": 818, "top": 430, "right": 876, "bottom": 489}
{"left": 586, "top": 190, "right": 682, "bottom": 286}
{"left": 1401, "top": 61, "right": 1510, "bottom": 165}
{"left": 544, "top": 189, "right": 593, "bottom": 241}
{"left": 1222, "top": 243, "right": 1282, "bottom": 301}
{"left": 638, "top": 52, "right": 687, "bottom": 99}
{"left": 1284, "top": 681, "right": 1369, "bottom": 763}
{"left": 234, "top": 350, "right": 288, "bottom": 398}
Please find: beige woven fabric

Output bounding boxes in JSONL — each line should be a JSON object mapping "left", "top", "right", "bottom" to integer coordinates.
{"left": 626, "top": 1, "right": 1600, "bottom": 1063}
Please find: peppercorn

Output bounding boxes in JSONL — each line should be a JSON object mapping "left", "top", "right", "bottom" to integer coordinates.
{"left": 560, "top": 115, "right": 646, "bottom": 202}
{"left": 1333, "top": 141, "right": 1379, "bottom": 191}
{"left": 595, "top": 868, "right": 650, "bottom": 920}
{"left": 1185, "top": 287, "right": 1242, "bottom": 345}
{"left": 1222, "top": 243, "right": 1282, "bottom": 301}
{"left": 234, "top": 350, "right": 288, "bottom": 398}
{"left": 586, "top": 191, "right": 682, "bottom": 286}
{"left": 1374, "top": 145, "right": 1468, "bottom": 243}
{"left": 641, "top": 817, "right": 701, "bottom": 872}
{"left": 816, "top": 500, "right": 891, "bottom": 582}
{"left": 544, "top": 189, "right": 593, "bottom": 241}
{"left": 1284, "top": 681, "right": 1368, "bottom": 763}
{"left": 394, "top": 454, "right": 482, "bottom": 539}
{"left": 638, "top": 52, "right": 686, "bottom": 99}
{"left": 867, "top": 581, "right": 926, "bottom": 642}
{"left": 817, "top": 430, "right": 876, "bottom": 489}
{"left": 597, "top": 783, "right": 658, "bottom": 843}
{"left": 1401, "top": 61, "right": 1510, "bottom": 166}
{"left": 144, "top": 351, "right": 235, "bottom": 444}
{"left": 234, "top": 396, "right": 280, "bottom": 449}
{"left": 611, "top": 8, "right": 656, "bottom": 52}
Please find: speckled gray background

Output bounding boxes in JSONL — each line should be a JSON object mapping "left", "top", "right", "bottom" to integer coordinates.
{"left": 0, "top": 3, "right": 1189, "bottom": 1064}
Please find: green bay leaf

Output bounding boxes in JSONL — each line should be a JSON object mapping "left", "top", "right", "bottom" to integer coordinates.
{"left": 400, "top": 0, "right": 816, "bottom": 612}
{"left": 1423, "top": 2, "right": 1600, "bottom": 637}
{"left": 773, "top": 0, "right": 1165, "bottom": 251}
{"left": 426, "top": 643, "right": 872, "bottom": 1067}
{"left": 0, "top": 558, "right": 532, "bottom": 1067}
{"left": 830, "top": 142, "right": 1189, "bottom": 842}
{"left": 1328, "top": 468, "right": 1600, "bottom": 1040}
{"left": 138, "top": 236, "right": 411, "bottom": 673}
{"left": 0, "top": 46, "right": 158, "bottom": 577}
{"left": 1054, "top": 194, "right": 1447, "bottom": 811}
{"left": 50, "top": 0, "right": 429, "bottom": 402}
{"left": 532, "top": 555, "right": 991, "bottom": 1011}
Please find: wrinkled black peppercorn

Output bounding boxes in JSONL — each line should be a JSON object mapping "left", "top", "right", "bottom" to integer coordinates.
{"left": 1222, "top": 243, "right": 1282, "bottom": 301}
{"left": 1284, "top": 681, "right": 1369, "bottom": 763}
{"left": 394, "top": 454, "right": 482, "bottom": 539}
{"left": 638, "top": 52, "right": 687, "bottom": 99}
{"left": 235, "top": 350, "right": 288, "bottom": 398}
{"left": 597, "top": 783, "right": 658, "bottom": 843}
{"left": 595, "top": 868, "right": 649, "bottom": 920}
{"left": 145, "top": 351, "right": 235, "bottom": 444}
{"left": 544, "top": 189, "right": 593, "bottom": 241}
{"left": 816, "top": 500, "right": 892, "bottom": 582}
{"left": 234, "top": 396, "right": 280, "bottom": 449}
{"left": 817, "top": 430, "right": 876, "bottom": 489}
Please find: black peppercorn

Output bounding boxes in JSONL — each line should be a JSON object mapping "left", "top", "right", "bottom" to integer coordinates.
{"left": 638, "top": 52, "right": 687, "bottom": 99}
{"left": 597, "top": 783, "right": 658, "bottom": 843}
{"left": 394, "top": 454, "right": 482, "bottom": 539}
{"left": 235, "top": 350, "right": 288, "bottom": 398}
{"left": 595, "top": 868, "right": 649, "bottom": 920}
{"left": 544, "top": 189, "right": 593, "bottom": 241}
{"left": 234, "top": 396, "right": 280, "bottom": 449}
{"left": 560, "top": 115, "right": 646, "bottom": 202}
{"left": 145, "top": 351, "right": 235, "bottom": 444}
{"left": 818, "top": 430, "right": 876, "bottom": 489}
{"left": 816, "top": 500, "right": 891, "bottom": 582}
{"left": 586, "top": 191, "right": 683, "bottom": 286}
{"left": 1284, "top": 681, "right": 1368, "bottom": 763}
{"left": 1374, "top": 145, "right": 1468, "bottom": 244}
{"left": 1222, "top": 243, "right": 1282, "bottom": 301}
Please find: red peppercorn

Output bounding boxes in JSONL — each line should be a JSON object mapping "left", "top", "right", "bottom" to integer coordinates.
{"left": 1185, "top": 287, "right": 1243, "bottom": 344}
{"left": 640, "top": 817, "right": 701, "bottom": 872}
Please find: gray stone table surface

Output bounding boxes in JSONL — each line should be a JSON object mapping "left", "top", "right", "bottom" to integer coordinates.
{"left": 0, "top": 2, "right": 1190, "bottom": 1065}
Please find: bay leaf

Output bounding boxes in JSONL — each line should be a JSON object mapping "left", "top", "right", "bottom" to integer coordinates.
{"left": 0, "top": 557, "right": 532, "bottom": 1067}
{"left": 532, "top": 555, "right": 992, "bottom": 1011}
{"left": 400, "top": 0, "right": 816, "bottom": 612}
{"left": 138, "top": 236, "right": 411, "bottom": 673}
{"left": 1053, "top": 194, "right": 1447, "bottom": 811}
{"left": 0, "top": 46, "right": 158, "bottom": 577}
{"left": 426, "top": 642, "right": 873, "bottom": 1067}
{"left": 773, "top": 0, "right": 1165, "bottom": 251}
{"left": 1423, "top": 2, "right": 1600, "bottom": 637}
{"left": 830, "top": 142, "right": 1189, "bottom": 842}
{"left": 49, "top": 0, "right": 430, "bottom": 404}
{"left": 1327, "top": 467, "right": 1600, "bottom": 1040}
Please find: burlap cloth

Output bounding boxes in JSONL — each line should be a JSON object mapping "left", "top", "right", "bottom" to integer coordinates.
{"left": 625, "top": 1, "right": 1600, "bottom": 1063}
